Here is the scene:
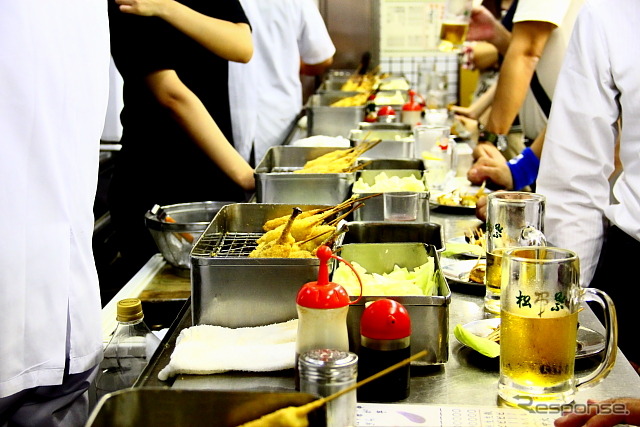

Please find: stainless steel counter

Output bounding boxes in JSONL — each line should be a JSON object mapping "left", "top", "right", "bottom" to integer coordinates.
{"left": 135, "top": 208, "right": 640, "bottom": 409}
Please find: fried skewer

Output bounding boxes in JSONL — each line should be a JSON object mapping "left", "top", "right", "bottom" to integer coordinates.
{"left": 249, "top": 208, "right": 302, "bottom": 258}
{"left": 293, "top": 139, "right": 382, "bottom": 174}
{"left": 237, "top": 350, "right": 428, "bottom": 427}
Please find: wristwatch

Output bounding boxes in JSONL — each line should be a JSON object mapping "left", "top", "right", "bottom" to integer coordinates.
{"left": 478, "top": 124, "right": 508, "bottom": 152}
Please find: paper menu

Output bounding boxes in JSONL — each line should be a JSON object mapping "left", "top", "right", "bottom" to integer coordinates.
{"left": 356, "top": 403, "right": 557, "bottom": 426}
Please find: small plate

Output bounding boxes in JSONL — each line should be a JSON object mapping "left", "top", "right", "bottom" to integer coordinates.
{"left": 441, "top": 259, "right": 485, "bottom": 288}
{"left": 430, "top": 185, "right": 490, "bottom": 213}
{"left": 430, "top": 198, "right": 476, "bottom": 214}
{"left": 456, "top": 318, "right": 606, "bottom": 359}
{"left": 446, "top": 236, "right": 486, "bottom": 258}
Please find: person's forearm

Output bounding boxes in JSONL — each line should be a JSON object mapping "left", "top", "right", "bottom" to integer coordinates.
{"left": 487, "top": 23, "right": 511, "bottom": 55}
{"left": 485, "top": 21, "right": 555, "bottom": 135}
{"left": 156, "top": 1, "right": 252, "bottom": 63}
{"left": 173, "top": 97, "right": 255, "bottom": 190}
{"left": 470, "top": 83, "right": 497, "bottom": 120}
{"left": 529, "top": 128, "right": 545, "bottom": 158}
{"left": 486, "top": 53, "right": 537, "bottom": 134}
{"left": 148, "top": 71, "right": 255, "bottom": 190}
{"left": 300, "top": 57, "right": 334, "bottom": 76}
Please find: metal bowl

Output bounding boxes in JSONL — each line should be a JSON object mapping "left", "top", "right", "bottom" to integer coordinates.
{"left": 144, "top": 201, "right": 233, "bottom": 270}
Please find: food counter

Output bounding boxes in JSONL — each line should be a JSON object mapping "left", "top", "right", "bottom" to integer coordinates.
{"left": 99, "top": 206, "right": 640, "bottom": 424}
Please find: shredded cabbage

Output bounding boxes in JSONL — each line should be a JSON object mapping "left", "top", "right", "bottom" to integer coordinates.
{"left": 352, "top": 172, "right": 426, "bottom": 193}
{"left": 333, "top": 259, "right": 439, "bottom": 297}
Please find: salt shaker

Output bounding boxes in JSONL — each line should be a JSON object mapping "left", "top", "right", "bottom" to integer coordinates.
{"left": 299, "top": 349, "right": 358, "bottom": 427}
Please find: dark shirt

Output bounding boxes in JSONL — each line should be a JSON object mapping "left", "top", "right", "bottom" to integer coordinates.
{"left": 107, "top": 0, "right": 250, "bottom": 264}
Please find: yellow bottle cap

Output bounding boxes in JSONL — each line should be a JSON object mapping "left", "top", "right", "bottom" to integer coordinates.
{"left": 116, "top": 298, "right": 144, "bottom": 322}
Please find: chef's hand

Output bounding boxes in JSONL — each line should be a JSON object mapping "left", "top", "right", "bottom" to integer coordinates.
{"left": 467, "top": 143, "right": 513, "bottom": 190}
{"left": 116, "top": 0, "right": 169, "bottom": 17}
{"left": 554, "top": 398, "right": 640, "bottom": 427}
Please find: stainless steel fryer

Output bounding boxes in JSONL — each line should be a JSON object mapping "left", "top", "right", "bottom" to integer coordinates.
{"left": 190, "top": 203, "right": 336, "bottom": 328}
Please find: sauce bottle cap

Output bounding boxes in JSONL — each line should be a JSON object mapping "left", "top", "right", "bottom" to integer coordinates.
{"left": 402, "top": 89, "right": 423, "bottom": 111}
{"left": 360, "top": 299, "right": 411, "bottom": 340}
{"left": 296, "top": 246, "right": 363, "bottom": 309}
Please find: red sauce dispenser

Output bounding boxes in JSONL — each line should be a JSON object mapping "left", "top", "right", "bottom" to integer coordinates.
{"left": 295, "top": 245, "right": 362, "bottom": 388}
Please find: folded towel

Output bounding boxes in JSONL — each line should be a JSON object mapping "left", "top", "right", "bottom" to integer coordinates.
{"left": 158, "top": 319, "right": 298, "bottom": 381}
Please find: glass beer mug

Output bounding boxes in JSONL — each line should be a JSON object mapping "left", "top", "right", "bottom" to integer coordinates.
{"left": 485, "top": 191, "right": 546, "bottom": 315}
{"left": 498, "top": 247, "right": 618, "bottom": 407}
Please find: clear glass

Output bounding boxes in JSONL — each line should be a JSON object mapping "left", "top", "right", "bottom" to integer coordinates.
{"left": 484, "top": 192, "right": 545, "bottom": 315}
{"left": 498, "top": 247, "right": 618, "bottom": 407}
{"left": 439, "top": 0, "right": 473, "bottom": 51}
{"left": 94, "top": 318, "right": 161, "bottom": 402}
{"left": 413, "top": 125, "right": 450, "bottom": 159}
{"left": 384, "top": 192, "right": 419, "bottom": 222}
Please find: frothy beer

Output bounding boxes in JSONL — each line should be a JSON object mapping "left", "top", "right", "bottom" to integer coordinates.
{"left": 440, "top": 22, "right": 469, "bottom": 47}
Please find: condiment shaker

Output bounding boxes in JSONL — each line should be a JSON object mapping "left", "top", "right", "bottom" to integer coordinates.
{"left": 299, "top": 349, "right": 358, "bottom": 427}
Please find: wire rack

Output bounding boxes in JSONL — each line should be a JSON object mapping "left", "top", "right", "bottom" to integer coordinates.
{"left": 192, "top": 232, "right": 263, "bottom": 258}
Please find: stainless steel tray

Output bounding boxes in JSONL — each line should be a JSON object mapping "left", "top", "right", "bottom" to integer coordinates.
{"left": 350, "top": 123, "right": 414, "bottom": 160}
{"left": 306, "top": 92, "right": 365, "bottom": 137}
{"left": 255, "top": 146, "right": 354, "bottom": 205}
{"left": 341, "top": 221, "right": 444, "bottom": 252}
{"left": 351, "top": 169, "right": 430, "bottom": 222}
{"left": 88, "top": 387, "right": 325, "bottom": 427}
{"left": 190, "top": 203, "right": 336, "bottom": 327}
{"left": 358, "top": 158, "right": 424, "bottom": 171}
{"left": 334, "top": 243, "right": 450, "bottom": 365}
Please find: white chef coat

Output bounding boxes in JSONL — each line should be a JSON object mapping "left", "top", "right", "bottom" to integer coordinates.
{"left": 537, "top": 0, "right": 640, "bottom": 286}
{"left": 0, "top": 1, "right": 110, "bottom": 398}
{"left": 512, "top": 0, "right": 583, "bottom": 140}
{"left": 229, "top": 0, "right": 336, "bottom": 165}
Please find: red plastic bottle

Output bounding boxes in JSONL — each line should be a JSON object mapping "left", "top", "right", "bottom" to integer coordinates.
{"left": 294, "top": 246, "right": 362, "bottom": 389}
{"left": 401, "top": 89, "right": 424, "bottom": 128}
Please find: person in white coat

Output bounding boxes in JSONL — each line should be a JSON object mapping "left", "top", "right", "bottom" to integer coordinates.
{"left": 536, "top": 0, "right": 640, "bottom": 369}
{"left": 229, "top": 0, "right": 336, "bottom": 166}
{"left": 0, "top": 1, "right": 110, "bottom": 425}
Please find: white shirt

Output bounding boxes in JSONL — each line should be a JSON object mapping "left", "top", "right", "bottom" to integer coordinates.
{"left": 0, "top": 1, "right": 110, "bottom": 397}
{"left": 512, "top": 0, "right": 583, "bottom": 140}
{"left": 229, "top": 0, "right": 336, "bottom": 165}
{"left": 537, "top": 0, "right": 640, "bottom": 286}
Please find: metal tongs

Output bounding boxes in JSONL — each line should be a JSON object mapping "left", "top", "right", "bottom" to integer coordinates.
{"left": 150, "top": 204, "right": 194, "bottom": 243}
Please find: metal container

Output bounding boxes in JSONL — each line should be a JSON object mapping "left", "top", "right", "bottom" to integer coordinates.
{"left": 306, "top": 92, "right": 365, "bottom": 137}
{"left": 319, "top": 73, "right": 410, "bottom": 93}
{"left": 334, "top": 243, "right": 450, "bottom": 365}
{"left": 358, "top": 158, "right": 424, "bottom": 171}
{"left": 255, "top": 146, "right": 355, "bottom": 205}
{"left": 340, "top": 221, "right": 444, "bottom": 252}
{"left": 350, "top": 123, "right": 414, "bottom": 159}
{"left": 87, "top": 388, "right": 325, "bottom": 427}
{"left": 144, "top": 201, "right": 233, "bottom": 270}
{"left": 351, "top": 169, "right": 430, "bottom": 222}
{"left": 190, "top": 203, "right": 336, "bottom": 328}
{"left": 299, "top": 349, "right": 358, "bottom": 427}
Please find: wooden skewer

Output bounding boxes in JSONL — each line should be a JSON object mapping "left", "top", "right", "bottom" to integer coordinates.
{"left": 315, "top": 349, "right": 428, "bottom": 406}
{"left": 238, "top": 350, "right": 428, "bottom": 426}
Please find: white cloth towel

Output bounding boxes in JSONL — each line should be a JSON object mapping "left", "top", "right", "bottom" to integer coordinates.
{"left": 158, "top": 319, "right": 298, "bottom": 381}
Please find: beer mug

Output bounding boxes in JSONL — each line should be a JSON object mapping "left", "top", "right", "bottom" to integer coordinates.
{"left": 485, "top": 191, "right": 545, "bottom": 315}
{"left": 439, "top": 0, "right": 473, "bottom": 51}
{"left": 498, "top": 247, "right": 618, "bottom": 406}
